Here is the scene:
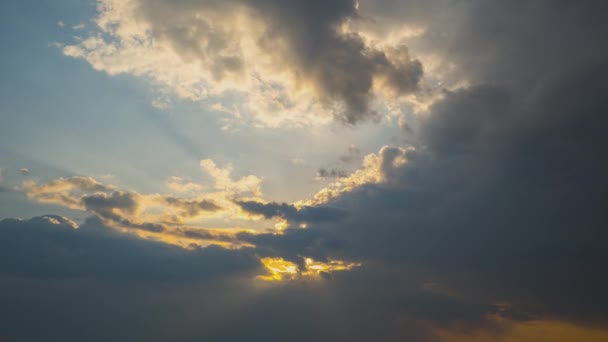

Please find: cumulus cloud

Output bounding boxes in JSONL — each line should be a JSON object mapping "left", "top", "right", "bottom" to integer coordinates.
{"left": 224, "top": 1, "right": 608, "bottom": 335}
{"left": 249, "top": 58, "right": 608, "bottom": 333}
{"left": 62, "top": 0, "right": 423, "bottom": 126}
{"left": 22, "top": 159, "right": 266, "bottom": 237}
{"left": 200, "top": 159, "right": 263, "bottom": 196}
{"left": 304, "top": 145, "right": 412, "bottom": 205}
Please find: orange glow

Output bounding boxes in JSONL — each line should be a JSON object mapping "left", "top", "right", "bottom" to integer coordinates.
{"left": 258, "top": 257, "right": 361, "bottom": 281}
{"left": 258, "top": 258, "right": 299, "bottom": 281}
{"left": 435, "top": 316, "right": 608, "bottom": 342}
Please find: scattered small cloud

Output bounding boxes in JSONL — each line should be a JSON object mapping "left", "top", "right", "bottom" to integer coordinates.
{"left": 316, "top": 168, "right": 348, "bottom": 179}
{"left": 200, "top": 159, "right": 263, "bottom": 197}
{"left": 167, "top": 176, "right": 205, "bottom": 193}
{"left": 339, "top": 144, "right": 362, "bottom": 164}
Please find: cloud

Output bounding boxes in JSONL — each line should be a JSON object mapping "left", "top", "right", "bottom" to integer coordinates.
{"left": 22, "top": 160, "right": 263, "bottom": 236}
{"left": 164, "top": 197, "right": 223, "bottom": 217}
{"left": 81, "top": 191, "right": 166, "bottom": 232}
{"left": 167, "top": 176, "right": 206, "bottom": 193}
{"left": 304, "top": 145, "right": 412, "bottom": 205}
{"left": 200, "top": 159, "right": 263, "bottom": 197}
{"left": 338, "top": 144, "right": 361, "bottom": 164}
{"left": 255, "top": 65, "right": 608, "bottom": 326}
{"left": 19, "top": 168, "right": 30, "bottom": 176}
{"left": 227, "top": 1, "right": 608, "bottom": 332}
{"left": 62, "top": 0, "right": 423, "bottom": 126}
{"left": 0, "top": 215, "right": 517, "bottom": 341}
{"left": 237, "top": 201, "right": 349, "bottom": 224}
{"left": 316, "top": 168, "right": 349, "bottom": 179}
{"left": 0, "top": 215, "right": 259, "bottom": 281}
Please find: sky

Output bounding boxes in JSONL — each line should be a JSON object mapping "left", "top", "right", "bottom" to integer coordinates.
{"left": 1, "top": 0, "right": 607, "bottom": 341}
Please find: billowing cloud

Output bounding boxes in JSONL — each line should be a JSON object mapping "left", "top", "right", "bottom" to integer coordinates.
{"left": 304, "top": 145, "right": 412, "bottom": 205}
{"left": 62, "top": 0, "right": 423, "bottom": 126}
{"left": 21, "top": 159, "right": 267, "bottom": 238}
{"left": 200, "top": 159, "right": 263, "bottom": 196}
{"left": 243, "top": 55, "right": 608, "bottom": 334}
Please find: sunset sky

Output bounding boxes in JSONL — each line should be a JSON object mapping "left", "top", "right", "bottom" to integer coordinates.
{"left": 1, "top": 1, "right": 608, "bottom": 341}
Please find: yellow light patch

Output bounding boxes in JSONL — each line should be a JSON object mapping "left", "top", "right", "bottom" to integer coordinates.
{"left": 258, "top": 257, "right": 361, "bottom": 281}
{"left": 274, "top": 219, "right": 288, "bottom": 231}
{"left": 258, "top": 258, "right": 299, "bottom": 281}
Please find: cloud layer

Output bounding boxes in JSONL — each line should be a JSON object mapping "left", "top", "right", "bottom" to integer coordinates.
{"left": 3, "top": 0, "right": 608, "bottom": 341}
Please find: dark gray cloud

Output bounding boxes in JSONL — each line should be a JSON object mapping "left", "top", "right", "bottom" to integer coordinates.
{"left": 81, "top": 191, "right": 165, "bottom": 232}
{"left": 0, "top": 215, "right": 265, "bottom": 340}
{"left": 317, "top": 145, "right": 361, "bottom": 179}
{"left": 82, "top": 191, "right": 138, "bottom": 216}
{"left": 0, "top": 216, "right": 504, "bottom": 341}
{"left": 251, "top": 0, "right": 423, "bottom": 123}
{"left": 237, "top": 200, "right": 349, "bottom": 224}
{"left": 244, "top": 64, "right": 608, "bottom": 324}
{"left": 0, "top": 215, "right": 259, "bottom": 281}
{"left": 316, "top": 167, "right": 348, "bottom": 179}
{"left": 233, "top": 0, "right": 608, "bottom": 329}
{"left": 164, "top": 197, "right": 222, "bottom": 216}
{"left": 361, "top": 0, "right": 608, "bottom": 89}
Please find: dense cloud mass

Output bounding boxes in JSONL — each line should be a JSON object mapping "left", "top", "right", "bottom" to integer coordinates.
{"left": 237, "top": 200, "right": 349, "bottom": 223}
{"left": 3, "top": 0, "right": 608, "bottom": 341}
{"left": 63, "top": 0, "right": 423, "bottom": 125}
